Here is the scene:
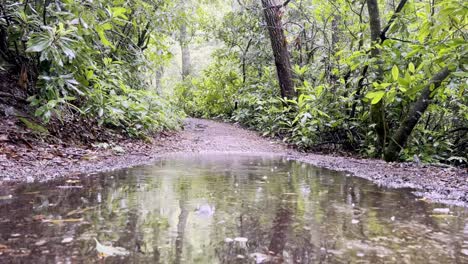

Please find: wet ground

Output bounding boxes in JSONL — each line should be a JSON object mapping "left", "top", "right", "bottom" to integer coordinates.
{"left": 0, "top": 154, "right": 467, "bottom": 263}
{"left": 1, "top": 118, "right": 467, "bottom": 206}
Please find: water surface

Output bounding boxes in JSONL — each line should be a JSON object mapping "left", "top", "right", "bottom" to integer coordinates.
{"left": 0, "top": 154, "right": 467, "bottom": 263}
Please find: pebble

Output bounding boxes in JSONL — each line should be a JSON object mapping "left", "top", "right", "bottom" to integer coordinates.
{"left": 61, "top": 237, "right": 73, "bottom": 243}
{"left": 35, "top": 240, "right": 47, "bottom": 246}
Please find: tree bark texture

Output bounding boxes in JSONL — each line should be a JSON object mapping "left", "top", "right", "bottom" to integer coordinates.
{"left": 366, "top": 0, "right": 387, "bottom": 156}
{"left": 384, "top": 67, "right": 451, "bottom": 161}
{"left": 261, "top": 0, "right": 296, "bottom": 99}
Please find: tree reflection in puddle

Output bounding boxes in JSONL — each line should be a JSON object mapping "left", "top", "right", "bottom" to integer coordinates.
{"left": 0, "top": 153, "right": 467, "bottom": 263}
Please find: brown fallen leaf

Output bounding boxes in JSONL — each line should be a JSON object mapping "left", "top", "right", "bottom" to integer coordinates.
{"left": 23, "top": 191, "right": 40, "bottom": 195}
{"left": 42, "top": 218, "right": 83, "bottom": 224}
{"left": 56, "top": 185, "right": 83, "bottom": 189}
{"left": 66, "top": 179, "right": 81, "bottom": 184}
{"left": 66, "top": 206, "right": 96, "bottom": 216}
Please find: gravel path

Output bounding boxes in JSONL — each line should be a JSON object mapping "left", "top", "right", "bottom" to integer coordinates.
{"left": 1, "top": 118, "right": 467, "bottom": 206}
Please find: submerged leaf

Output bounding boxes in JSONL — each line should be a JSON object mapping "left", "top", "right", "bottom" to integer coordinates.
{"left": 94, "top": 238, "right": 130, "bottom": 257}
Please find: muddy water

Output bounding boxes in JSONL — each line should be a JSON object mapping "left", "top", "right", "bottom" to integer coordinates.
{"left": 0, "top": 154, "right": 467, "bottom": 263}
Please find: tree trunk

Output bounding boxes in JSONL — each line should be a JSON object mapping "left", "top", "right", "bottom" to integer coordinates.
{"left": 261, "top": 0, "right": 296, "bottom": 99}
{"left": 329, "top": 14, "right": 341, "bottom": 89}
{"left": 384, "top": 67, "right": 451, "bottom": 161}
{"left": 179, "top": 0, "right": 191, "bottom": 80}
{"left": 180, "top": 22, "right": 191, "bottom": 80}
{"left": 366, "top": 0, "right": 387, "bottom": 156}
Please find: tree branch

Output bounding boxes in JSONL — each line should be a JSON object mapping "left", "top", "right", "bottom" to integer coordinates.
{"left": 380, "top": 0, "right": 408, "bottom": 42}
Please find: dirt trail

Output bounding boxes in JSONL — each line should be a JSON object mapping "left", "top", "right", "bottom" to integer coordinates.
{"left": 1, "top": 118, "right": 467, "bottom": 206}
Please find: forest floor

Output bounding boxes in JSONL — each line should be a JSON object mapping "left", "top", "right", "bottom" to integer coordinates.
{"left": 1, "top": 118, "right": 467, "bottom": 206}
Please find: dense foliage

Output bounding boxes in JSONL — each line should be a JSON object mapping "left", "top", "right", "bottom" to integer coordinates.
{"left": 1, "top": 0, "right": 183, "bottom": 136}
{"left": 176, "top": 0, "right": 467, "bottom": 165}
{"left": 1, "top": 0, "right": 466, "bottom": 164}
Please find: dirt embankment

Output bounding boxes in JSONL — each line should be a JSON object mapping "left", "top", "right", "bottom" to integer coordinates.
{"left": 1, "top": 118, "right": 467, "bottom": 206}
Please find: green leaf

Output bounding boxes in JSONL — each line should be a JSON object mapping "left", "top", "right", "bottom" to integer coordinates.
{"left": 26, "top": 37, "right": 52, "bottom": 53}
{"left": 408, "top": 63, "right": 415, "bottom": 73}
{"left": 98, "top": 29, "right": 112, "bottom": 47}
{"left": 392, "top": 65, "right": 399, "bottom": 81}
{"left": 366, "top": 91, "right": 385, "bottom": 104}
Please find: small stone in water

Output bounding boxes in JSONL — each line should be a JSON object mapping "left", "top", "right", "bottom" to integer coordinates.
{"left": 61, "top": 237, "right": 73, "bottom": 243}
{"left": 357, "top": 252, "right": 365, "bottom": 257}
{"left": 224, "top": 238, "right": 233, "bottom": 243}
{"left": 35, "top": 239, "right": 47, "bottom": 246}
{"left": 461, "top": 249, "right": 468, "bottom": 256}
{"left": 262, "top": 176, "right": 268, "bottom": 180}
{"left": 351, "top": 219, "right": 360, "bottom": 224}
{"left": 391, "top": 216, "right": 395, "bottom": 221}
{"left": 236, "top": 255, "right": 245, "bottom": 259}
{"left": 10, "top": 233, "right": 21, "bottom": 237}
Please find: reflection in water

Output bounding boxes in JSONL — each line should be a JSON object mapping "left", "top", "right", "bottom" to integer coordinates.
{"left": 0, "top": 154, "right": 467, "bottom": 263}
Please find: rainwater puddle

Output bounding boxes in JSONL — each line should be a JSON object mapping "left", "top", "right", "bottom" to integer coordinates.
{"left": 0, "top": 154, "right": 467, "bottom": 263}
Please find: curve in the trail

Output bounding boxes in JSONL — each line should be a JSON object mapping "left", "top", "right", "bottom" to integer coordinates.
{"left": 177, "top": 118, "right": 468, "bottom": 207}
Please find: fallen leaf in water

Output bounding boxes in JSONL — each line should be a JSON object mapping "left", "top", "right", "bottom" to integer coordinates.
{"left": 66, "top": 180, "right": 81, "bottom": 184}
{"left": 0, "top": 195, "right": 13, "bottom": 200}
{"left": 57, "top": 185, "right": 83, "bottom": 189}
{"left": 94, "top": 238, "right": 129, "bottom": 257}
{"left": 0, "top": 244, "right": 8, "bottom": 250}
{"left": 430, "top": 214, "right": 457, "bottom": 218}
{"left": 23, "top": 191, "right": 40, "bottom": 195}
{"left": 433, "top": 208, "right": 450, "bottom": 214}
{"left": 66, "top": 206, "right": 96, "bottom": 216}
{"left": 42, "top": 218, "right": 83, "bottom": 224}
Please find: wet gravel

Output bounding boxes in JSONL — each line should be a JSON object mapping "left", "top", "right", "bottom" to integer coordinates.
{"left": 1, "top": 118, "right": 467, "bottom": 206}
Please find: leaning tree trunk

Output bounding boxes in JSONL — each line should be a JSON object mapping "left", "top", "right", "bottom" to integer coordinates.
{"left": 261, "top": 0, "right": 296, "bottom": 99}
{"left": 384, "top": 67, "right": 451, "bottom": 161}
{"left": 366, "top": 0, "right": 387, "bottom": 156}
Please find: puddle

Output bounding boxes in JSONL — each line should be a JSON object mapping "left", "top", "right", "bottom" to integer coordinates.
{"left": 0, "top": 154, "right": 467, "bottom": 263}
